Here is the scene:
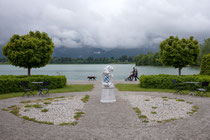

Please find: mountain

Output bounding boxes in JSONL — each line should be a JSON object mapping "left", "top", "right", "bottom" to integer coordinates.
{"left": 0, "top": 45, "right": 159, "bottom": 58}
{"left": 53, "top": 47, "right": 106, "bottom": 58}
{"left": 53, "top": 47, "right": 158, "bottom": 58}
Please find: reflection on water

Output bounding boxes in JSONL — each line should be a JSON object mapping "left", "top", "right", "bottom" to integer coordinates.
{"left": 0, "top": 64, "right": 200, "bottom": 80}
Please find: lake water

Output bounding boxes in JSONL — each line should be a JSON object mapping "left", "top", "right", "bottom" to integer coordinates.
{"left": 0, "top": 64, "right": 200, "bottom": 80}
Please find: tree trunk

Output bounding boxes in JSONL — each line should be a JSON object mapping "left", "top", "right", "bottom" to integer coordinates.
{"left": 178, "top": 67, "right": 182, "bottom": 76}
{"left": 28, "top": 67, "right": 31, "bottom": 77}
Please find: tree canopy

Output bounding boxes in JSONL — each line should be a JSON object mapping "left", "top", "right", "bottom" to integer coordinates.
{"left": 159, "top": 36, "right": 200, "bottom": 76}
{"left": 135, "top": 52, "right": 162, "bottom": 66}
{"left": 200, "top": 38, "right": 210, "bottom": 59}
{"left": 200, "top": 54, "right": 210, "bottom": 75}
{"left": 2, "top": 31, "right": 54, "bottom": 76}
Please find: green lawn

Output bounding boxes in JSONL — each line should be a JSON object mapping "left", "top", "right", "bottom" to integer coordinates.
{"left": 115, "top": 84, "right": 210, "bottom": 97}
{"left": 0, "top": 84, "right": 94, "bottom": 100}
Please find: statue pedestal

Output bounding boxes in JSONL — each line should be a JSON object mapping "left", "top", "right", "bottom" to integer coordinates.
{"left": 100, "top": 87, "right": 116, "bottom": 103}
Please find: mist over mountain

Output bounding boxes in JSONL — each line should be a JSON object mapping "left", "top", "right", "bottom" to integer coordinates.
{"left": 52, "top": 47, "right": 158, "bottom": 58}
{"left": 0, "top": 45, "right": 158, "bottom": 58}
{"left": 1, "top": 0, "right": 210, "bottom": 51}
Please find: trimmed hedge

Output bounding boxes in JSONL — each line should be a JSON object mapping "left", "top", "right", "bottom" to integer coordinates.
{"left": 0, "top": 75, "right": 66, "bottom": 94}
{"left": 200, "top": 54, "right": 210, "bottom": 75}
{"left": 140, "top": 74, "right": 210, "bottom": 90}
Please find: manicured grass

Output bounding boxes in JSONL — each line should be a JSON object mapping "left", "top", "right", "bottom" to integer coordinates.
{"left": 176, "top": 99, "right": 185, "bottom": 102}
{"left": 81, "top": 95, "right": 90, "bottom": 103}
{"left": 151, "top": 111, "right": 157, "bottom": 114}
{"left": 152, "top": 106, "right": 157, "bottom": 109}
{"left": 9, "top": 107, "right": 20, "bottom": 116}
{"left": 44, "top": 102, "right": 51, "bottom": 105}
{"left": 59, "top": 121, "right": 78, "bottom": 126}
{"left": 2, "top": 108, "right": 9, "bottom": 111}
{"left": 33, "top": 104, "right": 43, "bottom": 108}
{"left": 132, "top": 107, "right": 149, "bottom": 123}
{"left": 115, "top": 84, "right": 210, "bottom": 97}
{"left": 24, "top": 105, "right": 32, "bottom": 108}
{"left": 0, "top": 92, "right": 23, "bottom": 100}
{"left": 22, "top": 116, "right": 54, "bottom": 125}
{"left": 74, "top": 111, "right": 85, "bottom": 120}
{"left": 20, "top": 100, "right": 32, "bottom": 104}
{"left": 50, "top": 84, "right": 94, "bottom": 93}
{"left": 0, "top": 84, "right": 94, "bottom": 100}
{"left": 41, "top": 109, "right": 49, "bottom": 112}
{"left": 115, "top": 84, "right": 176, "bottom": 93}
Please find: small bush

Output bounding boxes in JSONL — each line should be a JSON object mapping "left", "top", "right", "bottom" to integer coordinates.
{"left": 200, "top": 54, "right": 210, "bottom": 75}
{"left": 0, "top": 75, "right": 66, "bottom": 94}
{"left": 140, "top": 74, "right": 210, "bottom": 90}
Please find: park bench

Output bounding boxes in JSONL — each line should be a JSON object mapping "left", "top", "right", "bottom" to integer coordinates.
{"left": 21, "top": 81, "right": 50, "bottom": 97}
{"left": 21, "top": 81, "right": 34, "bottom": 97}
{"left": 196, "top": 82, "right": 209, "bottom": 97}
{"left": 172, "top": 79, "right": 185, "bottom": 95}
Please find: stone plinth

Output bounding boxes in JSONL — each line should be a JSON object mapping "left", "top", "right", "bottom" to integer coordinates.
{"left": 100, "top": 87, "right": 116, "bottom": 103}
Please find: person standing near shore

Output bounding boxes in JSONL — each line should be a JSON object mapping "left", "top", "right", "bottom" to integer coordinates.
{"left": 134, "top": 67, "right": 138, "bottom": 81}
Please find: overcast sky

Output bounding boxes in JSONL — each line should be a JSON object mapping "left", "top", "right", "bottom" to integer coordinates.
{"left": 0, "top": 0, "right": 210, "bottom": 49}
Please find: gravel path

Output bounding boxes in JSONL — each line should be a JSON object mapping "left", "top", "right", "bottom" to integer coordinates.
{"left": 0, "top": 80, "right": 210, "bottom": 140}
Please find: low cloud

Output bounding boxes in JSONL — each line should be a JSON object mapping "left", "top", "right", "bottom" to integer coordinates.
{"left": 0, "top": 0, "right": 210, "bottom": 49}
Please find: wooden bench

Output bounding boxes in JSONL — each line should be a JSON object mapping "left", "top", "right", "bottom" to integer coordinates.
{"left": 87, "top": 76, "right": 97, "bottom": 80}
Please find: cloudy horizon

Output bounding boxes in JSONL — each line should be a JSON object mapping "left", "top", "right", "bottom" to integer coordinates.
{"left": 0, "top": 0, "right": 210, "bottom": 49}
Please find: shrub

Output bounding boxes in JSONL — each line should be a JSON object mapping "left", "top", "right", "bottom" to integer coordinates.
{"left": 200, "top": 54, "right": 210, "bottom": 75}
{"left": 140, "top": 74, "right": 210, "bottom": 90}
{"left": 0, "top": 75, "right": 66, "bottom": 94}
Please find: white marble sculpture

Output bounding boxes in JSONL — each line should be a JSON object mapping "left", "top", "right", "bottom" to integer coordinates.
{"left": 101, "top": 65, "right": 116, "bottom": 103}
{"left": 102, "top": 65, "right": 114, "bottom": 88}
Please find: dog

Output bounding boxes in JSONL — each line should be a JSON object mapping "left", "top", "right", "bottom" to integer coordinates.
{"left": 87, "top": 76, "right": 96, "bottom": 80}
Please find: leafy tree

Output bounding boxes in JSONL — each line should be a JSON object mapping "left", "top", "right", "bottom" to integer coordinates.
{"left": 135, "top": 52, "right": 162, "bottom": 66}
{"left": 2, "top": 31, "right": 54, "bottom": 76}
{"left": 200, "top": 54, "right": 210, "bottom": 75}
{"left": 159, "top": 36, "right": 200, "bottom": 76}
{"left": 119, "top": 55, "right": 128, "bottom": 62}
{"left": 200, "top": 38, "right": 210, "bottom": 59}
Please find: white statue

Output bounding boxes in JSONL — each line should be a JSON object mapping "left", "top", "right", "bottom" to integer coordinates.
{"left": 101, "top": 65, "right": 116, "bottom": 103}
{"left": 102, "top": 65, "right": 114, "bottom": 88}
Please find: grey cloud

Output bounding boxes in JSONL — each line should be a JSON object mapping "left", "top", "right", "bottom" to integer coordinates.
{"left": 0, "top": 0, "right": 210, "bottom": 49}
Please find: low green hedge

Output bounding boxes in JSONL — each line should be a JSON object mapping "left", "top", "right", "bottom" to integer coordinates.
{"left": 140, "top": 74, "right": 210, "bottom": 90}
{"left": 0, "top": 75, "right": 67, "bottom": 94}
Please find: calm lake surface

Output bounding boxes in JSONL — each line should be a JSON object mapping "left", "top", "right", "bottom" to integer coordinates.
{"left": 0, "top": 64, "right": 200, "bottom": 80}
